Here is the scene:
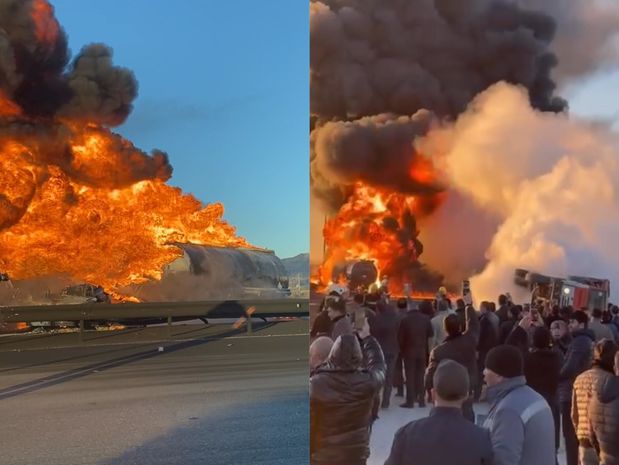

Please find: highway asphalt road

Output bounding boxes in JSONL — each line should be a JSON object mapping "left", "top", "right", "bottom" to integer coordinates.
{"left": 0, "top": 320, "right": 308, "bottom": 465}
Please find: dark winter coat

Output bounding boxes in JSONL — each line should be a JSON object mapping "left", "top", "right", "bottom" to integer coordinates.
{"left": 310, "top": 310, "right": 333, "bottom": 339}
{"left": 560, "top": 329, "right": 595, "bottom": 403}
{"left": 478, "top": 312, "right": 499, "bottom": 354}
{"left": 310, "top": 334, "right": 386, "bottom": 464}
{"left": 455, "top": 307, "right": 466, "bottom": 333}
{"left": 425, "top": 306, "right": 480, "bottom": 390}
{"left": 499, "top": 318, "right": 517, "bottom": 344}
{"left": 505, "top": 325, "right": 530, "bottom": 356}
{"left": 552, "top": 334, "right": 573, "bottom": 404}
{"left": 369, "top": 305, "right": 400, "bottom": 356}
{"left": 590, "top": 375, "right": 619, "bottom": 465}
{"left": 496, "top": 304, "right": 510, "bottom": 324}
{"left": 398, "top": 309, "right": 433, "bottom": 359}
{"left": 384, "top": 407, "right": 493, "bottom": 465}
{"left": 524, "top": 348, "right": 562, "bottom": 407}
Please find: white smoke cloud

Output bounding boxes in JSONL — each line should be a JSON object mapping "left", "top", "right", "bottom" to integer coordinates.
{"left": 419, "top": 82, "right": 619, "bottom": 303}
{"left": 417, "top": 191, "right": 500, "bottom": 286}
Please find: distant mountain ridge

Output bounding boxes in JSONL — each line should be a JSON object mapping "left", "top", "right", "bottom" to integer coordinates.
{"left": 281, "top": 253, "right": 309, "bottom": 287}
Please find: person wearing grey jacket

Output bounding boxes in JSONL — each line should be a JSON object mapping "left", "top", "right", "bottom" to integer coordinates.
{"left": 482, "top": 345, "right": 555, "bottom": 465}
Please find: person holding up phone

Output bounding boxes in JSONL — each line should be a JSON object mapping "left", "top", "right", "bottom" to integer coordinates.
{"left": 310, "top": 319, "right": 386, "bottom": 465}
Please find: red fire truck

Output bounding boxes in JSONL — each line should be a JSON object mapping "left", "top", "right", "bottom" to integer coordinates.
{"left": 514, "top": 269, "right": 610, "bottom": 311}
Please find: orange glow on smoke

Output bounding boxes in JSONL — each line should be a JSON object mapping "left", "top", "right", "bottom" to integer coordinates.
{"left": 317, "top": 182, "right": 444, "bottom": 295}
{"left": 0, "top": 89, "right": 258, "bottom": 293}
{"left": 0, "top": 91, "right": 22, "bottom": 117}
{"left": 409, "top": 155, "right": 437, "bottom": 185}
{"left": 315, "top": 150, "right": 445, "bottom": 296}
{"left": 31, "top": 0, "right": 60, "bottom": 45}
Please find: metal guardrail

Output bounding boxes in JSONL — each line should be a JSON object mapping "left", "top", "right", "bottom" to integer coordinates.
{"left": 0, "top": 298, "right": 308, "bottom": 322}
{"left": 0, "top": 299, "right": 308, "bottom": 338}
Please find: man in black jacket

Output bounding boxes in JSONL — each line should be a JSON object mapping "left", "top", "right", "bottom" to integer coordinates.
{"left": 499, "top": 304, "right": 522, "bottom": 343}
{"left": 311, "top": 292, "right": 339, "bottom": 340}
{"left": 454, "top": 298, "right": 466, "bottom": 333}
{"left": 475, "top": 301, "right": 499, "bottom": 400}
{"left": 496, "top": 294, "right": 510, "bottom": 323}
{"left": 310, "top": 321, "right": 386, "bottom": 465}
{"left": 385, "top": 360, "right": 493, "bottom": 465}
{"left": 524, "top": 326, "right": 562, "bottom": 457}
{"left": 398, "top": 300, "right": 434, "bottom": 408}
{"left": 370, "top": 300, "right": 400, "bottom": 408}
{"left": 393, "top": 298, "right": 408, "bottom": 397}
{"left": 551, "top": 318, "right": 573, "bottom": 452}
{"left": 559, "top": 310, "right": 595, "bottom": 465}
{"left": 424, "top": 305, "right": 479, "bottom": 421}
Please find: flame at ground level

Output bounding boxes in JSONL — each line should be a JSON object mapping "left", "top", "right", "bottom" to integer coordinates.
{"left": 315, "top": 182, "right": 445, "bottom": 296}
{"left": 0, "top": 140, "right": 259, "bottom": 291}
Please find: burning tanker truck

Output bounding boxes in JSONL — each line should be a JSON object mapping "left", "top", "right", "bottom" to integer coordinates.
{"left": 0, "top": 244, "right": 290, "bottom": 307}
{"left": 330, "top": 260, "right": 378, "bottom": 292}
{"left": 127, "top": 243, "right": 290, "bottom": 301}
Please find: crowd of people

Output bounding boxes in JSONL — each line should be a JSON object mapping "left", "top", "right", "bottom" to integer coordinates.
{"left": 309, "top": 285, "right": 619, "bottom": 465}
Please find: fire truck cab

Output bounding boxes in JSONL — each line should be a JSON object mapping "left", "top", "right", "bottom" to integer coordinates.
{"left": 514, "top": 269, "right": 609, "bottom": 311}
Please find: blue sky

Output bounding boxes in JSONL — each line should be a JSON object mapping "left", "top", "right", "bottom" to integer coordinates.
{"left": 52, "top": 0, "right": 308, "bottom": 258}
{"left": 565, "top": 69, "right": 619, "bottom": 125}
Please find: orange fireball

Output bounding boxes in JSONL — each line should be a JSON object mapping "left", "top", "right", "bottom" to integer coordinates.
{"left": 316, "top": 150, "right": 445, "bottom": 296}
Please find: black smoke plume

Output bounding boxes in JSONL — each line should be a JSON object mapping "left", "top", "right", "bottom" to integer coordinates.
{"left": 310, "top": 0, "right": 567, "bottom": 210}
{"left": 0, "top": 0, "right": 172, "bottom": 229}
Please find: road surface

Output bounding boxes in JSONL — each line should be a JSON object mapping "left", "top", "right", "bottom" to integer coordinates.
{"left": 0, "top": 320, "right": 308, "bottom": 465}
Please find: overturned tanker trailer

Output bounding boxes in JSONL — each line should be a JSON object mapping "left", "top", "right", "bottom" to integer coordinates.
{"left": 129, "top": 243, "right": 291, "bottom": 301}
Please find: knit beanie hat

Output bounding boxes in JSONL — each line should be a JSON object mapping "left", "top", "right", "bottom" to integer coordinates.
{"left": 485, "top": 345, "right": 523, "bottom": 378}
{"left": 433, "top": 359, "right": 469, "bottom": 401}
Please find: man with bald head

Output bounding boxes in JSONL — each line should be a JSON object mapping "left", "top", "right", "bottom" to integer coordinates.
{"left": 310, "top": 336, "right": 334, "bottom": 376}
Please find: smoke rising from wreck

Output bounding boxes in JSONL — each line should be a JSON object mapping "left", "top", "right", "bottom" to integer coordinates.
{"left": 0, "top": 0, "right": 256, "bottom": 292}
{"left": 311, "top": 0, "right": 567, "bottom": 209}
{"left": 310, "top": 0, "right": 570, "bottom": 292}
{"left": 0, "top": 0, "right": 137, "bottom": 124}
{"left": 311, "top": 111, "right": 440, "bottom": 207}
{"left": 418, "top": 83, "right": 619, "bottom": 302}
{"left": 0, "top": 0, "right": 173, "bottom": 230}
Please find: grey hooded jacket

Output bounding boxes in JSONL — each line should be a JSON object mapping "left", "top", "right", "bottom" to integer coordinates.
{"left": 482, "top": 376, "right": 555, "bottom": 465}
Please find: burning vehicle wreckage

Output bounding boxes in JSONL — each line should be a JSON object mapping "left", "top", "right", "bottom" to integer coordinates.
{"left": 1, "top": 245, "right": 290, "bottom": 304}
{"left": 0, "top": 245, "right": 291, "bottom": 330}
{"left": 0, "top": 1, "right": 291, "bottom": 332}
{"left": 308, "top": 0, "right": 619, "bottom": 306}
{"left": 311, "top": 184, "right": 445, "bottom": 299}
